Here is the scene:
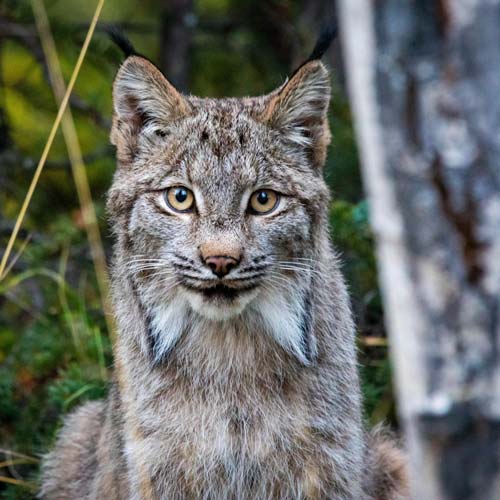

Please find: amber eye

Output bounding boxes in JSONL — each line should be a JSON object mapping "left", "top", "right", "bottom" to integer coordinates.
{"left": 249, "top": 189, "right": 279, "bottom": 215}
{"left": 164, "top": 186, "right": 195, "bottom": 213}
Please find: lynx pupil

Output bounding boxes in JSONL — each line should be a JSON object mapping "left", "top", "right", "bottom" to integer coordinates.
{"left": 257, "top": 191, "right": 268, "bottom": 205}
{"left": 175, "top": 188, "right": 188, "bottom": 203}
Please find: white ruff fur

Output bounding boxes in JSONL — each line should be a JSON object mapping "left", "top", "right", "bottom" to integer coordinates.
{"left": 148, "top": 283, "right": 312, "bottom": 364}
{"left": 148, "top": 294, "right": 191, "bottom": 362}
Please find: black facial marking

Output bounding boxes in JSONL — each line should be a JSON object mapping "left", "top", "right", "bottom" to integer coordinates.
{"left": 129, "top": 276, "right": 179, "bottom": 365}
{"left": 181, "top": 275, "right": 216, "bottom": 282}
{"left": 173, "top": 262, "right": 196, "bottom": 272}
{"left": 239, "top": 264, "right": 270, "bottom": 273}
{"left": 252, "top": 255, "right": 267, "bottom": 264}
{"left": 151, "top": 202, "right": 170, "bottom": 217}
{"left": 123, "top": 196, "right": 142, "bottom": 253}
{"left": 234, "top": 272, "right": 267, "bottom": 281}
{"left": 201, "top": 130, "right": 209, "bottom": 142}
{"left": 299, "top": 288, "right": 315, "bottom": 365}
{"left": 273, "top": 205, "right": 296, "bottom": 218}
{"left": 174, "top": 253, "right": 195, "bottom": 265}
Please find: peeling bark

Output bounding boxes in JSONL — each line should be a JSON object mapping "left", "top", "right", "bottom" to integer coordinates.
{"left": 338, "top": 1, "right": 500, "bottom": 498}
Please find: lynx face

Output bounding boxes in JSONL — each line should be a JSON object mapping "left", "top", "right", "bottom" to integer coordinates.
{"left": 107, "top": 56, "right": 331, "bottom": 365}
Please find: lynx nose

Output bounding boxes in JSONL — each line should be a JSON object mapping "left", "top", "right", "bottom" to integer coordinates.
{"left": 204, "top": 255, "right": 240, "bottom": 278}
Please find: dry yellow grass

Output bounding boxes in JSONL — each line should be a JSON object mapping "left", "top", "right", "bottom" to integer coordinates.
{"left": 0, "top": 0, "right": 105, "bottom": 286}
{"left": 31, "top": 0, "right": 114, "bottom": 340}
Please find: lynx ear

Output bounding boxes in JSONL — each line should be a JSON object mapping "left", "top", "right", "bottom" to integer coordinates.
{"left": 110, "top": 56, "right": 190, "bottom": 161}
{"left": 260, "top": 60, "right": 331, "bottom": 168}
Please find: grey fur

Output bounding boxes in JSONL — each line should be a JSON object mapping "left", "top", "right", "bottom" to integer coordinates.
{"left": 40, "top": 55, "right": 409, "bottom": 499}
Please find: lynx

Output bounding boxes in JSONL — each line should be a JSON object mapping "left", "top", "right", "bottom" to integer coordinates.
{"left": 40, "top": 30, "right": 409, "bottom": 499}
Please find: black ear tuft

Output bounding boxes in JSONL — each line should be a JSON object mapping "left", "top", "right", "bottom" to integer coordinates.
{"left": 288, "top": 22, "right": 338, "bottom": 80}
{"left": 106, "top": 25, "right": 138, "bottom": 59}
{"left": 306, "top": 23, "right": 338, "bottom": 63}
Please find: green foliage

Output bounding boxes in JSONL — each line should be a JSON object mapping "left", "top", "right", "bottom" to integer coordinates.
{"left": 331, "top": 200, "right": 372, "bottom": 272}
{"left": 0, "top": 216, "right": 111, "bottom": 499}
{"left": 361, "top": 358, "right": 395, "bottom": 424}
{"left": 47, "top": 363, "right": 108, "bottom": 414}
{"left": 329, "top": 199, "right": 394, "bottom": 426}
{"left": 326, "top": 86, "right": 363, "bottom": 202}
{"left": 330, "top": 200, "right": 380, "bottom": 312}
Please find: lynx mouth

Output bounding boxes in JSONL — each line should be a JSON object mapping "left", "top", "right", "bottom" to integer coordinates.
{"left": 187, "top": 283, "right": 258, "bottom": 301}
{"left": 181, "top": 281, "right": 261, "bottom": 319}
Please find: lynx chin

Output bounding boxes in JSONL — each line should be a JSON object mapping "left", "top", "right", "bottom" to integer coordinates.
{"left": 40, "top": 30, "right": 409, "bottom": 500}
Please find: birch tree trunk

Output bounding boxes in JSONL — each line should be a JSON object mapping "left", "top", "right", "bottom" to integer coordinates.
{"left": 337, "top": 1, "right": 500, "bottom": 499}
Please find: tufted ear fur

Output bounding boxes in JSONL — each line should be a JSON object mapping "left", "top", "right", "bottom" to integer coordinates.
{"left": 110, "top": 56, "right": 191, "bottom": 162}
{"left": 260, "top": 60, "right": 331, "bottom": 168}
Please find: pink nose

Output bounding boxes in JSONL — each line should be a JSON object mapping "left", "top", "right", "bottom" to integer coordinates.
{"left": 204, "top": 255, "right": 240, "bottom": 278}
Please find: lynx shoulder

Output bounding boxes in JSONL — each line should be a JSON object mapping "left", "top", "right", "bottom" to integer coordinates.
{"left": 40, "top": 30, "right": 409, "bottom": 500}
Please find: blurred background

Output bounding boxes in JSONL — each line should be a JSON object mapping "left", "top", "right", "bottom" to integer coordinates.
{"left": 0, "top": 0, "right": 393, "bottom": 496}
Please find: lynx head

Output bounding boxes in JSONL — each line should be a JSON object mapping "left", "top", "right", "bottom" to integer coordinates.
{"left": 107, "top": 52, "right": 332, "bottom": 366}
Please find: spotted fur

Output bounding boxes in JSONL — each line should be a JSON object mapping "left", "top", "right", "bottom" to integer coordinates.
{"left": 40, "top": 53, "right": 409, "bottom": 499}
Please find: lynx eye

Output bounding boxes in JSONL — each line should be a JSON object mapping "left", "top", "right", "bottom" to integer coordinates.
{"left": 249, "top": 189, "right": 279, "bottom": 215}
{"left": 164, "top": 186, "right": 195, "bottom": 213}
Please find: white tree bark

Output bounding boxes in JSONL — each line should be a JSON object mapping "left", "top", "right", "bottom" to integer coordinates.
{"left": 337, "top": 1, "right": 500, "bottom": 499}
